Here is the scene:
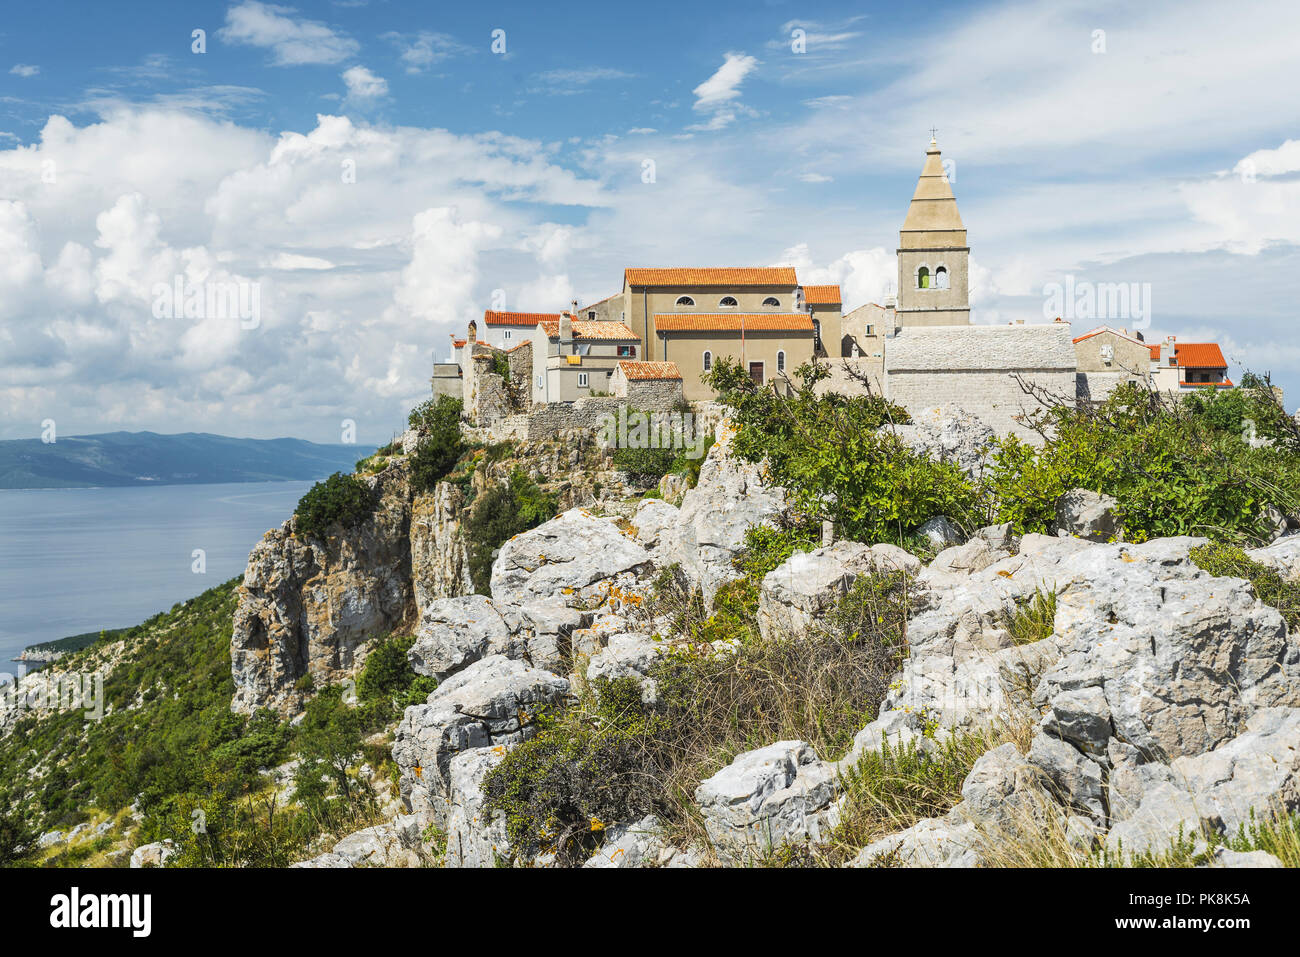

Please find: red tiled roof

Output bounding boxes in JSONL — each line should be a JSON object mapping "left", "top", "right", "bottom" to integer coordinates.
{"left": 1175, "top": 342, "right": 1227, "bottom": 369}
{"left": 802, "top": 284, "right": 841, "bottom": 305}
{"left": 1180, "top": 379, "right": 1234, "bottom": 388}
{"left": 655, "top": 313, "right": 815, "bottom": 332}
{"left": 1071, "top": 325, "right": 1146, "bottom": 347}
{"left": 617, "top": 360, "right": 682, "bottom": 381}
{"left": 625, "top": 267, "right": 798, "bottom": 287}
{"left": 538, "top": 319, "right": 640, "bottom": 341}
{"left": 452, "top": 338, "right": 467, "bottom": 347}
{"left": 1149, "top": 344, "right": 1162, "bottom": 361}
{"left": 504, "top": 339, "right": 532, "bottom": 353}
{"left": 484, "top": 310, "right": 561, "bottom": 326}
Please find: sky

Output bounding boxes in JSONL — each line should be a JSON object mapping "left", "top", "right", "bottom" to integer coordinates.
{"left": 1, "top": 0, "right": 1299, "bottom": 444}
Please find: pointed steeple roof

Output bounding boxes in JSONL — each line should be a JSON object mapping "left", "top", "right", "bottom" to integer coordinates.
{"left": 900, "top": 137, "right": 966, "bottom": 247}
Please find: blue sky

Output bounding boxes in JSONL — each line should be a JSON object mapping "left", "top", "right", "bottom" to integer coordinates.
{"left": 2, "top": 0, "right": 1299, "bottom": 442}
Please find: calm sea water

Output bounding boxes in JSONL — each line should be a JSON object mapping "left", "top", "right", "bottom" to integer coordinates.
{"left": 0, "top": 481, "right": 311, "bottom": 667}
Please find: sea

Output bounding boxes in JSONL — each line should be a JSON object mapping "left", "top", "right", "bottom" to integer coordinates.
{"left": 0, "top": 481, "right": 312, "bottom": 673}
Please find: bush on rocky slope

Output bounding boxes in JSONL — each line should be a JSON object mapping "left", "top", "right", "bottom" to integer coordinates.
{"left": 294, "top": 472, "right": 375, "bottom": 541}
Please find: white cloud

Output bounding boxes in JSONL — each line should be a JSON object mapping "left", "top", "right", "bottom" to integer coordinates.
{"left": 218, "top": 1, "right": 358, "bottom": 66}
{"left": 1232, "top": 138, "right": 1300, "bottom": 178}
{"left": 799, "top": 172, "right": 833, "bottom": 183}
{"left": 692, "top": 53, "right": 757, "bottom": 111}
{"left": 382, "top": 30, "right": 473, "bottom": 73}
{"left": 529, "top": 67, "right": 635, "bottom": 95}
{"left": 9, "top": 64, "right": 39, "bottom": 78}
{"left": 341, "top": 65, "right": 388, "bottom": 100}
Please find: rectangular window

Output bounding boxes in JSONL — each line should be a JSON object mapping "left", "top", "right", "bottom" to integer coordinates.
{"left": 866, "top": 324, "right": 874, "bottom": 336}
{"left": 504, "top": 330, "right": 511, "bottom": 339}
{"left": 578, "top": 372, "right": 589, "bottom": 388}
{"left": 618, "top": 345, "right": 636, "bottom": 357}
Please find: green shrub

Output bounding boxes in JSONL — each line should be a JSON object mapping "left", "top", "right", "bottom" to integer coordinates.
{"left": 705, "top": 357, "right": 979, "bottom": 543}
{"left": 294, "top": 473, "right": 374, "bottom": 541}
{"left": 987, "top": 383, "right": 1300, "bottom": 542}
{"left": 463, "top": 469, "right": 558, "bottom": 594}
{"left": 408, "top": 396, "right": 466, "bottom": 493}
{"left": 356, "top": 633, "right": 438, "bottom": 714}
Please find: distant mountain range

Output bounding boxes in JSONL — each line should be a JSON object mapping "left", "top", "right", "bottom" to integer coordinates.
{"left": 0, "top": 431, "right": 377, "bottom": 489}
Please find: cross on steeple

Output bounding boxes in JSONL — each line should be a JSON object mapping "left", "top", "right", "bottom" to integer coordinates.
{"left": 929, "top": 126, "right": 939, "bottom": 141}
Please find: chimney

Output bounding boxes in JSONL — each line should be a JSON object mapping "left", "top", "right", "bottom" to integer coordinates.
{"left": 559, "top": 310, "right": 572, "bottom": 348}
{"left": 467, "top": 319, "right": 477, "bottom": 343}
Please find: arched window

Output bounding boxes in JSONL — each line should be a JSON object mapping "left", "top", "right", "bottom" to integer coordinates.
{"left": 762, "top": 296, "right": 780, "bottom": 307}
{"left": 934, "top": 266, "right": 949, "bottom": 289}
{"left": 718, "top": 296, "right": 738, "bottom": 308}
{"left": 776, "top": 350, "right": 786, "bottom": 372}
{"left": 702, "top": 350, "right": 712, "bottom": 371}
{"left": 675, "top": 295, "right": 695, "bottom": 307}
{"left": 917, "top": 266, "right": 930, "bottom": 289}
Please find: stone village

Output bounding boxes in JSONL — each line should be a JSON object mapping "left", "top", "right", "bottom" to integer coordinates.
{"left": 432, "top": 137, "right": 1235, "bottom": 444}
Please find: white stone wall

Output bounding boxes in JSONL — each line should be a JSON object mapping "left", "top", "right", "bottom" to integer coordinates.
{"left": 888, "top": 370, "right": 1076, "bottom": 441}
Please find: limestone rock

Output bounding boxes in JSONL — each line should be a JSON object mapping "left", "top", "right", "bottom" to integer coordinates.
{"left": 757, "top": 541, "right": 920, "bottom": 641}
{"left": 850, "top": 815, "right": 980, "bottom": 868}
{"left": 694, "top": 740, "right": 838, "bottom": 863}
{"left": 1054, "top": 488, "right": 1120, "bottom": 542}
{"left": 662, "top": 427, "right": 786, "bottom": 606}
{"left": 231, "top": 464, "right": 415, "bottom": 715}
{"left": 444, "top": 746, "right": 513, "bottom": 867}
{"left": 918, "top": 516, "right": 965, "bottom": 549}
{"left": 129, "top": 840, "right": 176, "bottom": 869}
{"left": 410, "top": 480, "right": 473, "bottom": 610}
{"left": 582, "top": 815, "right": 701, "bottom": 869}
{"left": 881, "top": 405, "right": 997, "bottom": 481}
{"left": 407, "top": 594, "right": 521, "bottom": 681}
{"left": 392, "top": 655, "right": 570, "bottom": 820}
{"left": 489, "top": 508, "right": 652, "bottom": 607}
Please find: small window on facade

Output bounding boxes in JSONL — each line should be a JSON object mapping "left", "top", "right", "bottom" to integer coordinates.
{"left": 866, "top": 324, "right": 874, "bottom": 336}
{"left": 776, "top": 350, "right": 786, "bottom": 372}
{"left": 918, "top": 266, "right": 930, "bottom": 289}
{"left": 762, "top": 296, "right": 780, "bottom": 307}
{"left": 676, "top": 295, "right": 695, "bottom": 307}
{"left": 934, "top": 266, "right": 949, "bottom": 289}
{"left": 578, "top": 372, "right": 589, "bottom": 388}
{"left": 703, "top": 350, "right": 712, "bottom": 372}
{"left": 504, "top": 329, "right": 512, "bottom": 339}
{"left": 536, "top": 375, "right": 543, "bottom": 388}
{"left": 588, "top": 311, "right": 596, "bottom": 320}
{"left": 618, "top": 344, "right": 636, "bottom": 357}
{"left": 719, "top": 296, "right": 738, "bottom": 308}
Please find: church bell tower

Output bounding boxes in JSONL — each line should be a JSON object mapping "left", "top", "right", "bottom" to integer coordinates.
{"left": 896, "top": 136, "right": 970, "bottom": 327}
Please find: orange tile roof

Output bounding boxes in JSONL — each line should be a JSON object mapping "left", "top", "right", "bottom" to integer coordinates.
{"left": 1181, "top": 378, "right": 1234, "bottom": 388}
{"left": 802, "top": 284, "right": 841, "bottom": 305}
{"left": 452, "top": 338, "right": 467, "bottom": 347}
{"left": 504, "top": 339, "right": 532, "bottom": 353}
{"left": 484, "top": 310, "right": 561, "bottom": 326}
{"left": 625, "top": 267, "right": 798, "bottom": 287}
{"left": 617, "top": 360, "right": 682, "bottom": 381}
{"left": 655, "top": 313, "right": 815, "bottom": 332}
{"left": 538, "top": 319, "right": 640, "bottom": 341}
{"left": 1149, "top": 344, "right": 1162, "bottom": 360}
{"left": 1174, "top": 342, "right": 1227, "bottom": 369}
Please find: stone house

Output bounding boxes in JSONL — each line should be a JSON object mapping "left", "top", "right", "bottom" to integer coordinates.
{"left": 1071, "top": 324, "right": 1152, "bottom": 402}
{"left": 609, "top": 360, "right": 685, "bottom": 407}
{"left": 531, "top": 314, "right": 641, "bottom": 403}
{"left": 884, "top": 322, "right": 1077, "bottom": 440}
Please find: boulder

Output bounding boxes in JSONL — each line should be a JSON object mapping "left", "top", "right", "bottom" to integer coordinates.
{"left": 1054, "top": 488, "right": 1120, "bottom": 542}
{"left": 582, "top": 815, "right": 701, "bottom": 869}
{"left": 407, "top": 594, "right": 520, "bottom": 681}
{"left": 662, "top": 427, "right": 786, "bottom": 606}
{"left": 694, "top": 741, "right": 838, "bottom": 863}
{"left": 882, "top": 405, "right": 997, "bottom": 481}
{"left": 918, "top": 516, "right": 965, "bottom": 549}
{"left": 1026, "top": 734, "right": 1106, "bottom": 823}
{"left": 129, "top": 840, "right": 176, "bottom": 869}
{"left": 489, "top": 508, "right": 652, "bottom": 607}
{"left": 850, "top": 815, "right": 980, "bottom": 868}
{"left": 392, "top": 655, "right": 570, "bottom": 820}
{"left": 585, "top": 632, "right": 663, "bottom": 692}
{"left": 757, "top": 541, "right": 920, "bottom": 641}
{"left": 444, "top": 746, "right": 513, "bottom": 867}
{"left": 328, "top": 814, "right": 424, "bottom": 867}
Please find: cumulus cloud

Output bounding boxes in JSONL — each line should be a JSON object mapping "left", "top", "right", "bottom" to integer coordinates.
{"left": 341, "top": 65, "right": 388, "bottom": 100}
{"left": 9, "top": 64, "right": 39, "bottom": 77}
{"left": 218, "top": 1, "right": 358, "bottom": 66}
